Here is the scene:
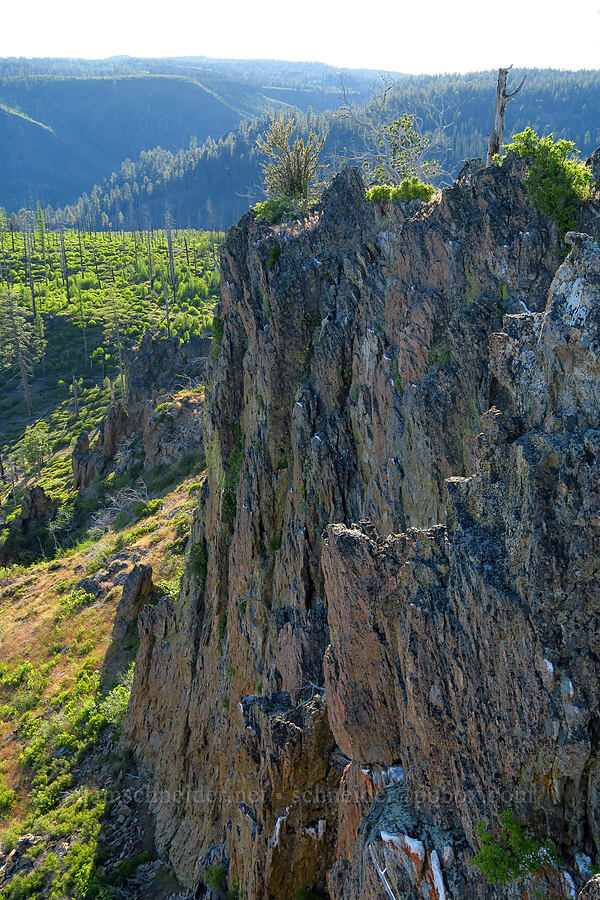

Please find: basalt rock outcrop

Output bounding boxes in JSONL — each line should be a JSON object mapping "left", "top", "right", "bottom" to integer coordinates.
{"left": 0, "top": 484, "right": 60, "bottom": 565}
{"left": 72, "top": 334, "right": 209, "bottom": 490}
{"left": 112, "top": 563, "right": 155, "bottom": 643}
{"left": 15, "top": 485, "right": 58, "bottom": 531}
{"left": 123, "top": 157, "right": 600, "bottom": 898}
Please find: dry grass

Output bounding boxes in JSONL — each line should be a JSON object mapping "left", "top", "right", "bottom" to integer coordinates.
{"left": 0, "top": 467, "right": 204, "bottom": 824}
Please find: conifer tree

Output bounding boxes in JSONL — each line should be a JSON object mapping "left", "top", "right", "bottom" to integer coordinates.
{"left": 36, "top": 201, "right": 48, "bottom": 287}
{"left": 33, "top": 312, "right": 47, "bottom": 376}
{"left": 77, "top": 286, "right": 88, "bottom": 368}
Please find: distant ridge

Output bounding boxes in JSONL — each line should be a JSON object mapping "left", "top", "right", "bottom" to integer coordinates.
{"left": 2, "top": 62, "right": 600, "bottom": 226}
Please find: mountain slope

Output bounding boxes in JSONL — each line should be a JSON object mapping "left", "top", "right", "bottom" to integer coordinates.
{"left": 0, "top": 56, "right": 380, "bottom": 213}
{"left": 0, "top": 75, "right": 269, "bottom": 212}
{"left": 40, "top": 67, "right": 600, "bottom": 230}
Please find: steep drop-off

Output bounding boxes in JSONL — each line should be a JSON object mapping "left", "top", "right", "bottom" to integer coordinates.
{"left": 123, "top": 156, "right": 600, "bottom": 898}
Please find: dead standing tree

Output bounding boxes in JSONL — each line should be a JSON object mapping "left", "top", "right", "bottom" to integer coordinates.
{"left": 487, "top": 66, "right": 526, "bottom": 164}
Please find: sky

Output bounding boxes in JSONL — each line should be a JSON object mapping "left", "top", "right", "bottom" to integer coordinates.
{"left": 1, "top": 0, "right": 600, "bottom": 73}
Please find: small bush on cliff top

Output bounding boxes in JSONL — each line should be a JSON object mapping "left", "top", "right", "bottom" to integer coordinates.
{"left": 366, "top": 177, "right": 435, "bottom": 204}
{"left": 254, "top": 196, "right": 295, "bottom": 224}
{"left": 256, "top": 117, "right": 325, "bottom": 200}
{"left": 501, "top": 127, "right": 593, "bottom": 231}
{"left": 473, "top": 809, "right": 560, "bottom": 884}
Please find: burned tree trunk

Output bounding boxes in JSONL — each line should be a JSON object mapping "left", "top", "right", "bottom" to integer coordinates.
{"left": 487, "top": 66, "right": 526, "bottom": 164}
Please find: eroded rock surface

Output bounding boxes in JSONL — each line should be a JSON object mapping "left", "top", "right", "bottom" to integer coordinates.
{"left": 123, "top": 160, "right": 600, "bottom": 898}
{"left": 323, "top": 231, "right": 600, "bottom": 898}
{"left": 112, "top": 563, "right": 154, "bottom": 642}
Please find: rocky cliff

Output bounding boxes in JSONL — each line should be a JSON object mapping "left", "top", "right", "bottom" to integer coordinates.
{"left": 122, "top": 155, "right": 600, "bottom": 898}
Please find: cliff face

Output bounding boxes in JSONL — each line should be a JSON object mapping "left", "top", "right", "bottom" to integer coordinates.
{"left": 123, "top": 157, "right": 600, "bottom": 898}
{"left": 324, "top": 231, "right": 600, "bottom": 900}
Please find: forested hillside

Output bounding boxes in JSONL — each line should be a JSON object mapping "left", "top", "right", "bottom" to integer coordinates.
{"left": 0, "top": 225, "right": 220, "bottom": 457}
{"left": 0, "top": 56, "right": 380, "bottom": 213}
{"left": 4, "top": 65, "right": 600, "bottom": 230}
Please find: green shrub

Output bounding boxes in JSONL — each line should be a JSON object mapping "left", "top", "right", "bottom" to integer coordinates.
{"left": 0, "top": 778, "right": 16, "bottom": 817}
{"left": 253, "top": 197, "right": 295, "bottom": 224}
{"left": 0, "top": 819, "right": 24, "bottom": 854}
{"left": 267, "top": 243, "right": 281, "bottom": 268}
{"left": 133, "top": 497, "right": 161, "bottom": 521}
{"left": 269, "top": 532, "right": 282, "bottom": 552}
{"left": 472, "top": 810, "right": 560, "bottom": 884}
{"left": 366, "top": 178, "right": 435, "bottom": 204}
{"left": 262, "top": 294, "right": 272, "bottom": 324}
{"left": 0, "top": 852, "right": 58, "bottom": 899}
{"left": 428, "top": 342, "right": 451, "bottom": 368}
{"left": 218, "top": 612, "right": 227, "bottom": 641}
{"left": 394, "top": 176, "right": 436, "bottom": 202}
{"left": 158, "top": 568, "right": 183, "bottom": 602}
{"left": 55, "top": 589, "right": 95, "bottom": 622}
{"left": 501, "top": 127, "right": 593, "bottom": 231}
{"left": 211, "top": 316, "right": 224, "bottom": 362}
{"left": 223, "top": 430, "right": 245, "bottom": 520}
{"left": 104, "top": 850, "right": 154, "bottom": 886}
{"left": 187, "top": 541, "right": 207, "bottom": 586}
{"left": 100, "top": 664, "right": 135, "bottom": 736}
{"left": 366, "top": 184, "right": 394, "bottom": 203}
{"left": 143, "top": 450, "right": 204, "bottom": 494}
{"left": 128, "top": 522, "right": 158, "bottom": 541}
{"left": 206, "top": 864, "right": 227, "bottom": 890}
{"left": 0, "top": 661, "right": 34, "bottom": 688}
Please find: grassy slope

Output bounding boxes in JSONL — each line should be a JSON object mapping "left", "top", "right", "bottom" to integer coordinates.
{"left": 0, "top": 228, "right": 216, "bottom": 893}
{"left": 0, "top": 435, "right": 206, "bottom": 899}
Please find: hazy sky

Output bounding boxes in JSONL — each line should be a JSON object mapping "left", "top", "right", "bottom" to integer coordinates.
{"left": 2, "top": 0, "right": 599, "bottom": 73}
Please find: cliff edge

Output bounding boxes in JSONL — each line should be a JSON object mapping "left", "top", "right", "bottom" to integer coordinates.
{"left": 123, "top": 157, "right": 600, "bottom": 898}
